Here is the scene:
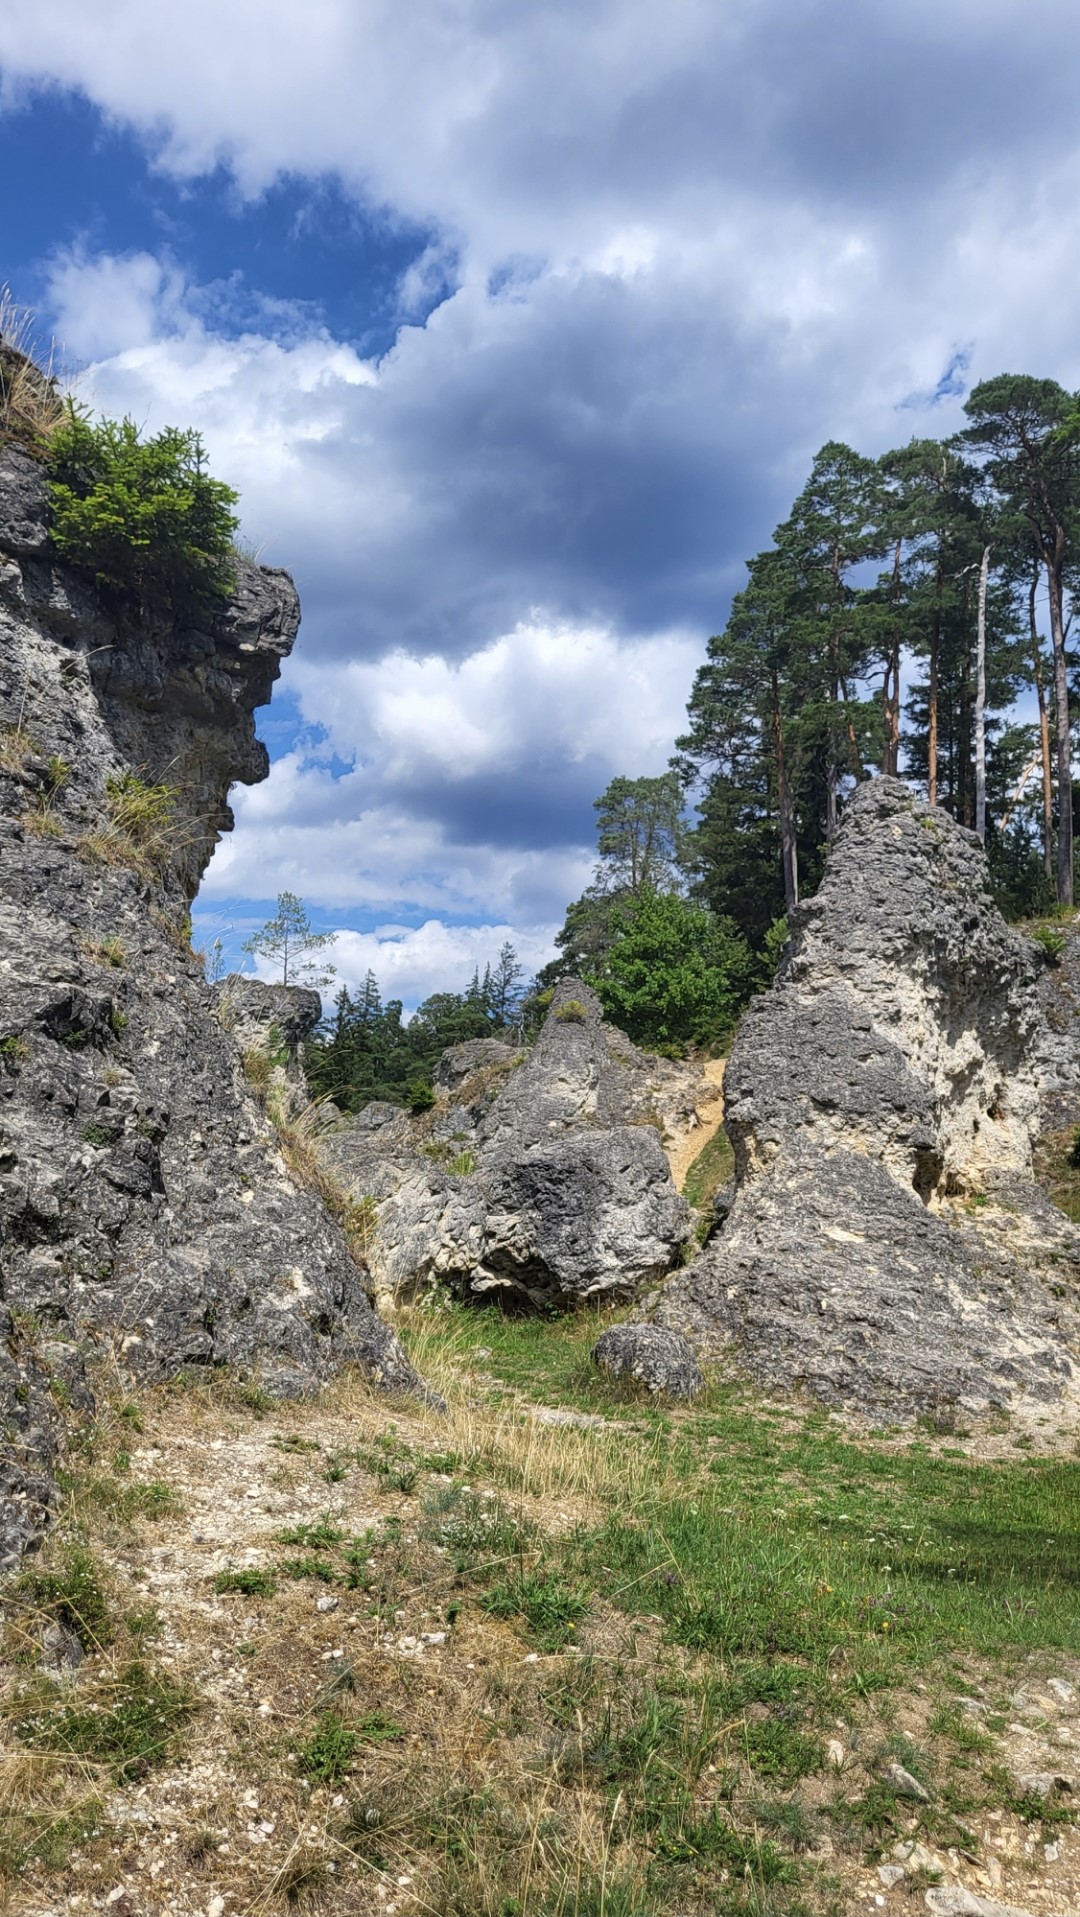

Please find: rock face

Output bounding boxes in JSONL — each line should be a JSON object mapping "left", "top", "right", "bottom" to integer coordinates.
{"left": 321, "top": 979, "right": 695, "bottom": 1307}
{"left": 658, "top": 778, "right": 1080, "bottom": 1415}
{"left": 0, "top": 449, "right": 425, "bottom": 1568}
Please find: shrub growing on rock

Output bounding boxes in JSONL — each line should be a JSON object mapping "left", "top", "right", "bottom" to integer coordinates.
{"left": 47, "top": 406, "right": 239, "bottom": 617}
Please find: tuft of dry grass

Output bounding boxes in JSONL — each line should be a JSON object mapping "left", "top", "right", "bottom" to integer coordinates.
{"left": 0, "top": 286, "right": 68, "bottom": 447}
{"left": 0, "top": 726, "right": 38, "bottom": 772}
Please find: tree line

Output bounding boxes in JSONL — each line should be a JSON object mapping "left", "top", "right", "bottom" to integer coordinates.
{"left": 258, "top": 371, "right": 1080, "bottom": 1106}
{"left": 676, "top": 373, "right": 1080, "bottom": 935}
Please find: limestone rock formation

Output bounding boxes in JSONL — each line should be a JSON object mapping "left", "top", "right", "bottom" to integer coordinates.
{"left": 658, "top": 777, "right": 1080, "bottom": 1416}
{"left": 592, "top": 1323, "right": 703, "bottom": 1398}
{"left": 0, "top": 449, "right": 424, "bottom": 1568}
{"left": 321, "top": 979, "right": 695, "bottom": 1307}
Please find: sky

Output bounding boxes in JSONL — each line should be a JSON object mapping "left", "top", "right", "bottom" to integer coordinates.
{"left": 3, "top": 0, "right": 1080, "bottom": 1005}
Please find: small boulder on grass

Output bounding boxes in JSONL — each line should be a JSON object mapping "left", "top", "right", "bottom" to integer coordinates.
{"left": 591, "top": 1323, "right": 703, "bottom": 1399}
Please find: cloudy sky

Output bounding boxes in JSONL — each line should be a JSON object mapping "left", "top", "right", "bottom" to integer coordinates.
{"left": 3, "top": 0, "right": 1079, "bottom": 1003}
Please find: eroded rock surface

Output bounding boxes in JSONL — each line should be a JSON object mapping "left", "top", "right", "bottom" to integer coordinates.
{"left": 321, "top": 979, "right": 696, "bottom": 1307}
{"left": 592, "top": 1323, "right": 703, "bottom": 1398}
{"left": 0, "top": 453, "right": 424, "bottom": 1567}
{"left": 658, "top": 777, "right": 1080, "bottom": 1416}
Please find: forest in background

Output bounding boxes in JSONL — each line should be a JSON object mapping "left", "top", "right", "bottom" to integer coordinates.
{"left": 309, "top": 372, "right": 1080, "bottom": 1111}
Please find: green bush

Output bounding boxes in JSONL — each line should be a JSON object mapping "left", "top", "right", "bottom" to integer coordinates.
{"left": 1032, "top": 923, "right": 1067, "bottom": 966}
{"left": 554, "top": 998, "right": 589, "bottom": 1023}
{"left": 406, "top": 1076, "right": 436, "bottom": 1112}
{"left": 586, "top": 890, "right": 754, "bottom": 1051}
{"left": 47, "top": 406, "right": 238, "bottom": 617}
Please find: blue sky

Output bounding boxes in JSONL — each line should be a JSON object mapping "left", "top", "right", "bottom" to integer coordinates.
{"left": 3, "top": 0, "right": 1080, "bottom": 1004}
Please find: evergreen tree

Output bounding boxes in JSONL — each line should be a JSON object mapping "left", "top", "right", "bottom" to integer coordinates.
{"left": 241, "top": 892, "right": 337, "bottom": 989}
{"left": 963, "top": 375, "right": 1080, "bottom": 902}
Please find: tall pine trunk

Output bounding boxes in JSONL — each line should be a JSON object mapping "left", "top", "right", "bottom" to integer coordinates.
{"left": 770, "top": 667, "right": 798, "bottom": 911}
{"left": 1047, "top": 549, "right": 1073, "bottom": 905}
{"left": 1028, "top": 564, "right": 1054, "bottom": 880}
{"left": 928, "top": 559, "right": 942, "bottom": 806}
{"left": 974, "top": 545, "right": 990, "bottom": 842}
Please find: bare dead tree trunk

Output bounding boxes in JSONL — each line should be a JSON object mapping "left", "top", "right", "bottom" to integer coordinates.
{"left": 975, "top": 544, "right": 990, "bottom": 842}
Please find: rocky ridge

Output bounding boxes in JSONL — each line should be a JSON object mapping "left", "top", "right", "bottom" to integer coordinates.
{"left": 0, "top": 445, "right": 424, "bottom": 1568}
{"left": 657, "top": 777, "right": 1080, "bottom": 1416}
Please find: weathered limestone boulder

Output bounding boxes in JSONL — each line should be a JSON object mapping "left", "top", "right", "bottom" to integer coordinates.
{"left": 434, "top": 1038, "right": 519, "bottom": 1092}
{"left": 321, "top": 979, "right": 696, "bottom": 1307}
{"left": 657, "top": 777, "right": 1080, "bottom": 1416}
{"left": 592, "top": 1323, "right": 703, "bottom": 1398}
{"left": 217, "top": 974, "right": 322, "bottom": 1060}
{"left": 214, "top": 974, "right": 321, "bottom": 1120}
{"left": 0, "top": 452, "right": 426, "bottom": 1567}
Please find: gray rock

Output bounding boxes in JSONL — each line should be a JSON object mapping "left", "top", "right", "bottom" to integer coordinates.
{"left": 323, "top": 978, "right": 695, "bottom": 1307}
{"left": 41, "top": 1619, "right": 84, "bottom": 1676}
{"left": 592, "top": 1323, "right": 704, "bottom": 1398}
{"left": 0, "top": 443, "right": 51, "bottom": 556}
{"left": 877, "top": 1865, "right": 906, "bottom": 1888}
{"left": 883, "top": 1759, "right": 932, "bottom": 1801}
{"left": 0, "top": 465, "right": 430, "bottom": 1564}
{"left": 658, "top": 778, "right": 1080, "bottom": 1415}
{"left": 1013, "top": 1770, "right": 1072, "bottom": 1797}
{"left": 926, "top": 1893, "right": 1038, "bottom": 1917}
{"left": 216, "top": 976, "right": 322, "bottom": 1057}
{"left": 434, "top": 1038, "right": 519, "bottom": 1091}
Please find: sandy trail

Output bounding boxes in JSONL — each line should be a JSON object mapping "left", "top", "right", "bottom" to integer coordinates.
{"left": 665, "top": 1056, "right": 726, "bottom": 1192}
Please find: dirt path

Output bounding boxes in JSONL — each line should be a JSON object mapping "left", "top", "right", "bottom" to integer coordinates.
{"left": 665, "top": 1056, "right": 726, "bottom": 1192}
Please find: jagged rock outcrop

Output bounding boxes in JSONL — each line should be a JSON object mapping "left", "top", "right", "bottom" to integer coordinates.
{"left": 658, "top": 777, "right": 1080, "bottom": 1416}
{"left": 321, "top": 979, "right": 696, "bottom": 1307}
{"left": 215, "top": 973, "right": 321, "bottom": 1120}
{"left": 0, "top": 449, "right": 425, "bottom": 1568}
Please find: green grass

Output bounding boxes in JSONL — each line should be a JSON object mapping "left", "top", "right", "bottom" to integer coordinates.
{"left": 12, "top": 1662, "right": 194, "bottom": 1783}
{"left": 294, "top": 1711, "right": 358, "bottom": 1784}
{"left": 15, "top": 1546, "right": 113, "bottom": 1651}
{"left": 682, "top": 1122, "right": 735, "bottom": 1209}
{"left": 214, "top": 1568, "right": 277, "bottom": 1598}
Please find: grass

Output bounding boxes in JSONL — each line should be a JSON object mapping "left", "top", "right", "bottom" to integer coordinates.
{"left": 682, "top": 1122, "right": 734, "bottom": 1210}
{"left": 4, "top": 1308, "right": 1080, "bottom": 1914}
{"left": 0, "top": 286, "right": 67, "bottom": 446}
{"left": 79, "top": 772, "right": 181, "bottom": 879}
{"left": 11, "top": 1664, "right": 195, "bottom": 1784}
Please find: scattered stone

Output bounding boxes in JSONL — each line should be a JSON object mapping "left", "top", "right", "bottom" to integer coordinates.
{"left": 40, "top": 1619, "right": 84, "bottom": 1676}
{"left": 315, "top": 1595, "right": 339, "bottom": 1613}
{"left": 591, "top": 1323, "right": 704, "bottom": 1398}
{"left": 1012, "top": 1769, "right": 1072, "bottom": 1797}
{"left": 1046, "top": 1677, "right": 1076, "bottom": 1705}
{"left": 892, "top": 1841, "right": 942, "bottom": 1874}
{"left": 878, "top": 1865, "right": 906, "bottom": 1888}
{"left": 883, "top": 1759, "right": 931, "bottom": 1801}
{"left": 657, "top": 777, "right": 1080, "bottom": 1415}
{"left": 925, "top": 1890, "right": 1038, "bottom": 1917}
{"left": 826, "top": 1738, "right": 846, "bottom": 1769}
{"left": 531, "top": 1406, "right": 614, "bottom": 1430}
